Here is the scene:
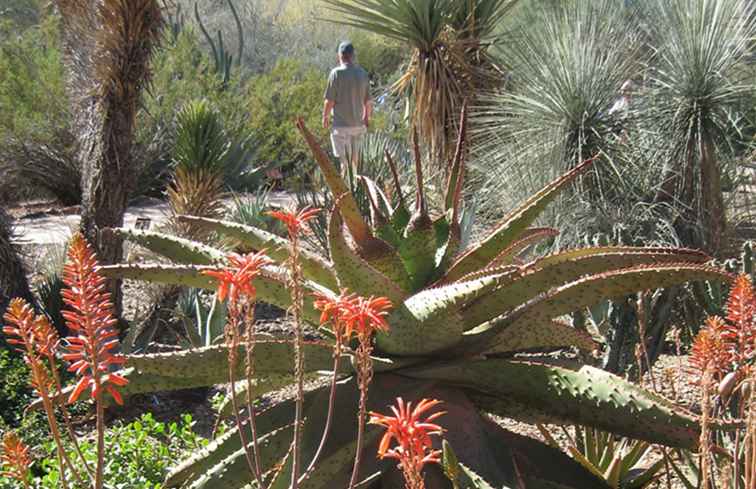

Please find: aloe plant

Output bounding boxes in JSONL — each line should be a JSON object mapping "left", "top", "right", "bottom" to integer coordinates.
{"left": 97, "top": 115, "right": 731, "bottom": 488}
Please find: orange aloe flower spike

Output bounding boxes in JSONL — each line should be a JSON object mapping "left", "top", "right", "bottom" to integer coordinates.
{"left": 267, "top": 206, "right": 321, "bottom": 238}
{"left": 202, "top": 250, "right": 271, "bottom": 305}
{"left": 1, "top": 432, "right": 31, "bottom": 484}
{"left": 60, "top": 234, "right": 128, "bottom": 405}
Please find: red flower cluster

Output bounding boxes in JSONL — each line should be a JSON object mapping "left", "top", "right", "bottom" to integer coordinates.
{"left": 369, "top": 398, "right": 445, "bottom": 472}
{"left": 267, "top": 206, "right": 320, "bottom": 238}
{"left": 314, "top": 291, "right": 392, "bottom": 342}
{"left": 203, "top": 251, "right": 271, "bottom": 304}
{"left": 690, "top": 274, "right": 756, "bottom": 385}
{"left": 1, "top": 432, "right": 31, "bottom": 484}
{"left": 61, "top": 234, "right": 128, "bottom": 405}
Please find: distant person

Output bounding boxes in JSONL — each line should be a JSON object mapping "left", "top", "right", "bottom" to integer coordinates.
{"left": 322, "top": 41, "right": 371, "bottom": 173}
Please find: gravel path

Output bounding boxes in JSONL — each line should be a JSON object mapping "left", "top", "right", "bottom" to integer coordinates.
{"left": 9, "top": 192, "right": 295, "bottom": 245}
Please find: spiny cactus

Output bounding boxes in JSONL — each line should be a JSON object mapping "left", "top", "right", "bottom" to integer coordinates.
{"left": 99, "top": 113, "right": 732, "bottom": 488}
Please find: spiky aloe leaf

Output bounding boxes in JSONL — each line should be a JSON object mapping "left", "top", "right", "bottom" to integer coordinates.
{"left": 296, "top": 118, "right": 372, "bottom": 246}
{"left": 467, "top": 319, "right": 597, "bottom": 354}
{"left": 376, "top": 269, "right": 515, "bottom": 355}
{"left": 328, "top": 207, "right": 408, "bottom": 303}
{"left": 216, "top": 374, "right": 316, "bottom": 418}
{"left": 442, "top": 158, "right": 595, "bottom": 283}
{"left": 474, "top": 264, "right": 732, "bottom": 354}
{"left": 127, "top": 340, "right": 341, "bottom": 379}
{"left": 104, "top": 227, "right": 226, "bottom": 264}
{"left": 404, "top": 359, "right": 700, "bottom": 448}
{"left": 398, "top": 213, "right": 439, "bottom": 290}
{"left": 165, "top": 388, "right": 324, "bottom": 488}
{"left": 461, "top": 248, "right": 714, "bottom": 329}
{"left": 491, "top": 227, "right": 559, "bottom": 266}
{"left": 100, "top": 264, "right": 328, "bottom": 325}
{"left": 187, "top": 424, "right": 294, "bottom": 489}
{"left": 175, "top": 215, "right": 338, "bottom": 291}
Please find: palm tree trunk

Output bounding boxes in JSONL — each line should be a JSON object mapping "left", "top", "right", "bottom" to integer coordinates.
{"left": 56, "top": 0, "right": 163, "bottom": 318}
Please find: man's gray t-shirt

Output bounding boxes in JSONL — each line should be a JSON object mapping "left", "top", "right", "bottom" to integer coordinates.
{"left": 324, "top": 64, "right": 369, "bottom": 128}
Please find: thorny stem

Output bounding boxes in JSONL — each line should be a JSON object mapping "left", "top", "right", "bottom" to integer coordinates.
{"left": 243, "top": 301, "right": 265, "bottom": 487}
{"left": 349, "top": 338, "right": 373, "bottom": 489}
{"left": 227, "top": 310, "right": 259, "bottom": 483}
{"left": 299, "top": 352, "right": 342, "bottom": 484}
{"left": 290, "top": 232, "right": 306, "bottom": 489}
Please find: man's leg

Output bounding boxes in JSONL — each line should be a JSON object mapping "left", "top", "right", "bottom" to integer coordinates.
{"left": 330, "top": 130, "right": 350, "bottom": 174}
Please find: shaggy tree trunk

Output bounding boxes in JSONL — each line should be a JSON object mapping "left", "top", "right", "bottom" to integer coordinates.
{"left": 700, "top": 133, "right": 725, "bottom": 256}
{"left": 56, "top": 0, "right": 163, "bottom": 318}
{"left": 0, "top": 207, "right": 34, "bottom": 320}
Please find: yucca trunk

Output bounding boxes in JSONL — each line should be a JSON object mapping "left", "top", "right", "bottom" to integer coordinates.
{"left": 56, "top": 0, "right": 163, "bottom": 318}
{"left": 700, "top": 133, "right": 725, "bottom": 256}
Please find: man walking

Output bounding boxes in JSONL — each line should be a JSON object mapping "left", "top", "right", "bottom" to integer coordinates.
{"left": 323, "top": 41, "right": 371, "bottom": 172}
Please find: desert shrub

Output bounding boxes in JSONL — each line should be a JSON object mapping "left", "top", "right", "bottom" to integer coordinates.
{"left": 133, "top": 28, "right": 253, "bottom": 198}
{"left": 245, "top": 57, "right": 328, "bottom": 171}
{"left": 0, "top": 15, "right": 67, "bottom": 143}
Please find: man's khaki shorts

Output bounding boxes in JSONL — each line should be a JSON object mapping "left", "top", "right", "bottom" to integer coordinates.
{"left": 330, "top": 126, "right": 367, "bottom": 160}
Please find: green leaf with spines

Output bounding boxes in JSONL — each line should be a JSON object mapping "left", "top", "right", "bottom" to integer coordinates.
{"left": 175, "top": 215, "right": 339, "bottom": 291}
{"left": 491, "top": 227, "right": 559, "bottom": 266}
{"left": 105, "top": 227, "right": 226, "bottom": 264}
{"left": 442, "top": 158, "right": 595, "bottom": 283}
{"left": 476, "top": 264, "right": 732, "bottom": 354}
{"left": 461, "top": 247, "right": 712, "bottom": 329}
{"left": 376, "top": 269, "right": 515, "bottom": 355}
{"left": 187, "top": 424, "right": 294, "bottom": 489}
{"left": 127, "top": 340, "right": 341, "bottom": 379}
{"left": 398, "top": 213, "right": 440, "bottom": 290}
{"left": 327, "top": 206, "right": 408, "bottom": 303}
{"left": 464, "top": 319, "right": 597, "bottom": 354}
{"left": 404, "top": 359, "right": 700, "bottom": 448}
{"left": 100, "top": 264, "right": 328, "bottom": 324}
{"left": 165, "top": 389, "right": 324, "bottom": 488}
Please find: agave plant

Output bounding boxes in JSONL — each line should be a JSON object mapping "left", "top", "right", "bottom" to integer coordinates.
{"left": 92, "top": 116, "right": 733, "bottom": 488}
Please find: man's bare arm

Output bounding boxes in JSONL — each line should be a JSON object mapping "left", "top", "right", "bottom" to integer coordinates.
{"left": 362, "top": 98, "right": 373, "bottom": 128}
{"left": 323, "top": 99, "right": 336, "bottom": 129}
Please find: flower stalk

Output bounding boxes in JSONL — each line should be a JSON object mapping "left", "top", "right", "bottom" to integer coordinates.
{"left": 268, "top": 206, "right": 320, "bottom": 489}
{"left": 60, "top": 233, "right": 129, "bottom": 489}
{"left": 203, "top": 250, "right": 271, "bottom": 487}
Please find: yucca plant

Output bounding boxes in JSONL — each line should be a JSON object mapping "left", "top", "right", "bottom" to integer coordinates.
{"left": 89, "top": 115, "right": 735, "bottom": 488}
{"left": 643, "top": 0, "right": 756, "bottom": 255}
{"left": 323, "top": 0, "right": 516, "bottom": 161}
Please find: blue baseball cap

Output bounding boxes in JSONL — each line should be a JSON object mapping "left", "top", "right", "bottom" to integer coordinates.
{"left": 338, "top": 41, "right": 354, "bottom": 56}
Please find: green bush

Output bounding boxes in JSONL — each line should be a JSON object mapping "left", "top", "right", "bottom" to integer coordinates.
{"left": 133, "top": 27, "right": 259, "bottom": 197}
{"left": 0, "top": 347, "right": 32, "bottom": 430}
{"left": 0, "top": 413, "right": 208, "bottom": 489}
{"left": 245, "top": 57, "right": 327, "bottom": 170}
{"left": 0, "top": 15, "right": 67, "bottom": 143}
